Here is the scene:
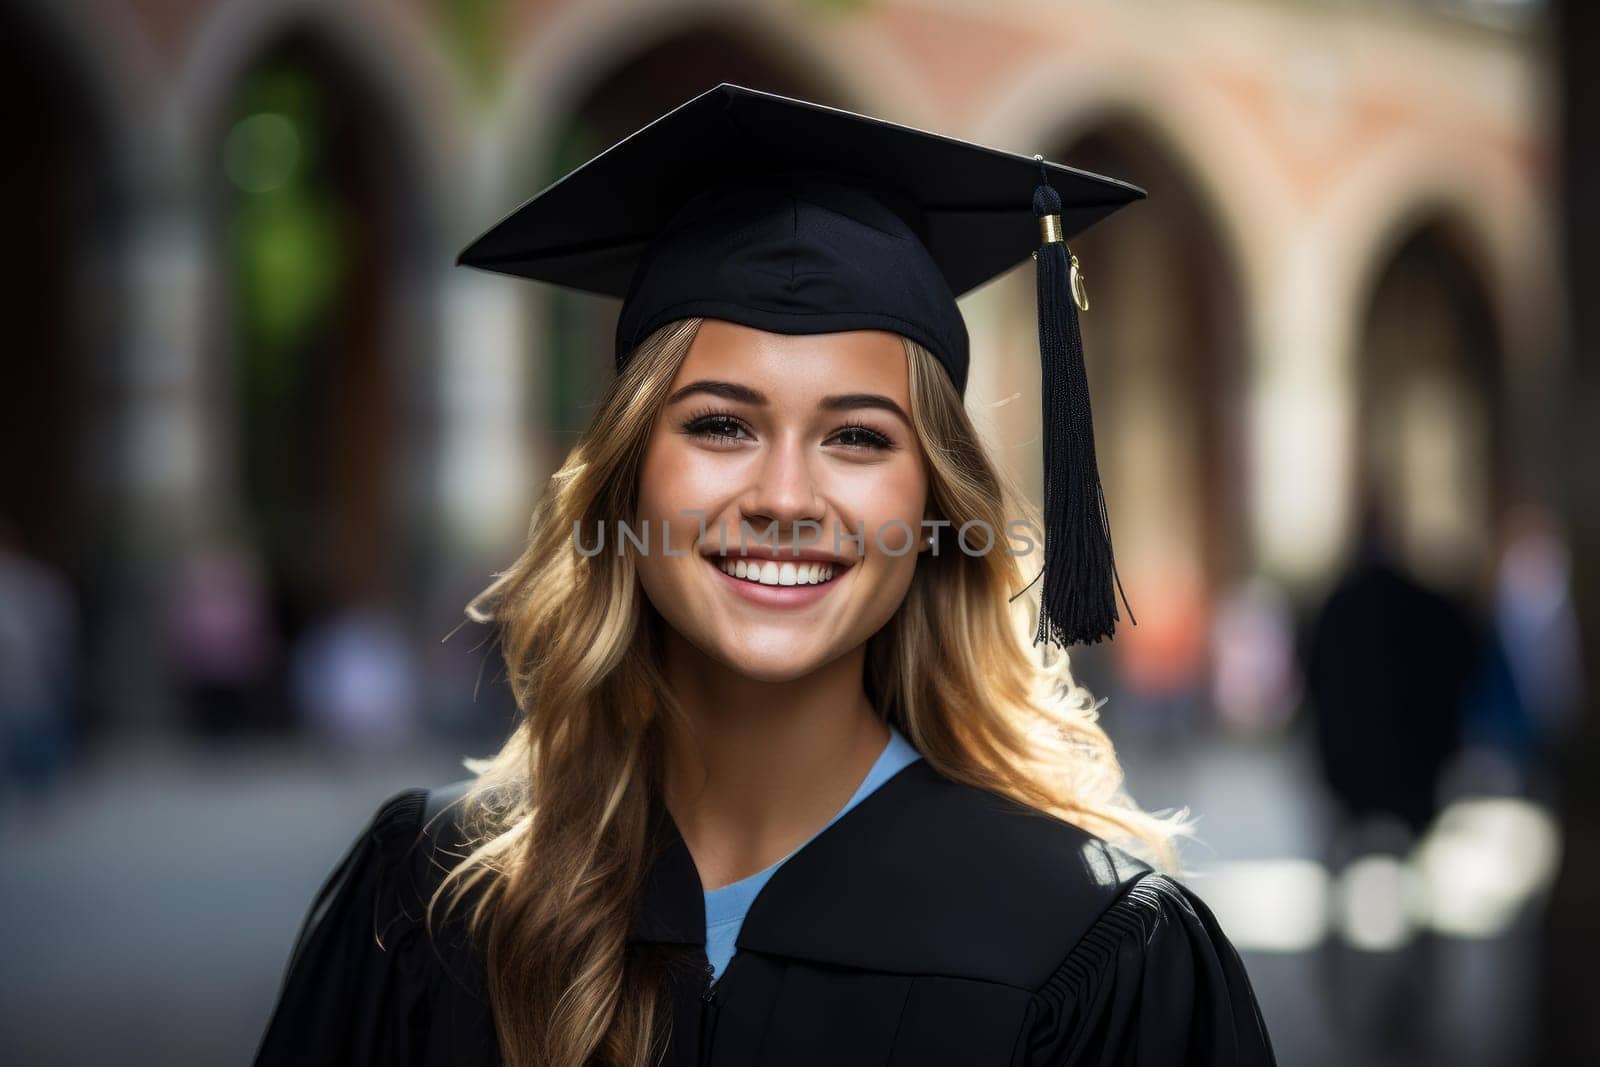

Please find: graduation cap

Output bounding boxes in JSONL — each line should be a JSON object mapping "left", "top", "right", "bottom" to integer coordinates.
{"left": 456, "top": 82, "right": 1137, "bottom": 648}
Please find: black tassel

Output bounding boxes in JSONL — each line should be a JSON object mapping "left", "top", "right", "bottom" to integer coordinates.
{"left": 1013, "top": 169, "right": 1134, "bottom": 649}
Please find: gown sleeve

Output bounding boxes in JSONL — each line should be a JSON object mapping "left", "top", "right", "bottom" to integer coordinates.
{"left": 1025, "top": 871, "right": 1278, "bottom": 1066}
{"left": 253, "top": 787, "right": 437, "bottom": 1067}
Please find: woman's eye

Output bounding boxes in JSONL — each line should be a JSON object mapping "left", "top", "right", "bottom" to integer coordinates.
{"left": 685, "top": 414, "right": 749, "bottom": 443}
{"left": 831, "top": 424, "right": 894, "bottom": 451}
{"left": 682, "top": 413, "right": 892, "bottom": 452}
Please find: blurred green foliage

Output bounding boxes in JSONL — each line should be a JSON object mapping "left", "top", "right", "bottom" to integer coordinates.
{"left": 223, "top": 59, "right": 352, "bottom": 591}
{"left": 225, "top": 66, "right": 349, "bottom": 372}
{"left": 801, "top": 0, "right": 872, "bottom": 13}
{"left": 436, "top": 0, "right": 509, "bottom": 104}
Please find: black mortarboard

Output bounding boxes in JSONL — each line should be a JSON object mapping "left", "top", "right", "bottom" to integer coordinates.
{"left": 456, "top": 83, "right": 1136, "bottom": 648}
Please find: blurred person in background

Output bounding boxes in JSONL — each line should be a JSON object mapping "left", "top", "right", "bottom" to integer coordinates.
{"left": 0, "top": 516, "right": 79, "bottom": 801}
{"left": 1437, "top": 506, "right": 1586, "bottom": 804}
{"left": 1300, "top": 493, "right": 1489, "bottom": 1058}
{"left": 165, "top": 533, "right": 280, "bottom": 735}
{"left": 1110, "top": 553, "right": 1209, "bottom": 749}
{"left": 289, "top": 597, "right": 418, "bottom": 752}
{"left": 1484, "top": 505, "right": 1583, "bottom": 801}
{"left": 1454, "top": 609, "right": 1535, "bottom": 800}
{"left": 1303, "top": 494, "right": 1483, "bottom": 848}
{"left": 1211, "top": 573, "right": 1301, "bottom": 736}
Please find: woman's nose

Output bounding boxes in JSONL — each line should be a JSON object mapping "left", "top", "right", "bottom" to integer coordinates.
{"left": 741, "top": 434, "right": 824, "bottom": 527}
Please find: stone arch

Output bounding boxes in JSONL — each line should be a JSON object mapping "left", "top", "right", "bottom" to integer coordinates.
{"left": 1352, "top": 213, "right": 1509, "bottom": 594}
{"left": 963, "top": 57, "right": 1271, "bottom": 624}
{"left": 170, "top": 0, "right": 465, "bottom": 209}
{"left": 1044, "top": 118, "right": 1250, "bottom": 710}
{"left": 1319, "top": 131, "right": 1554, "bottom": 580}
{"left": 1320, "top": 133, "right": 1543, "bottom": 377}
{"left": 968, "top": 53, "right": 1280, "bottom": 347}
{"left": 190, "top": 17, "right": 449, "bottom": 667}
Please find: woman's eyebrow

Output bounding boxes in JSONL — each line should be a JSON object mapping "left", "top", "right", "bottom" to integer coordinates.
{"left": 666, "top": 380, "right": 911, "bottom": 425}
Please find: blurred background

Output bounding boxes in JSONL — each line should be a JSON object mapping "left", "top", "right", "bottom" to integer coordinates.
{"left": 1, "top": 0, "right": 1594, "bottom": 1063}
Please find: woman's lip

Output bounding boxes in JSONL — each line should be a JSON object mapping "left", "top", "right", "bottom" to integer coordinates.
{"left": 704, "top": 555, "right": 849, "bottom": 607}
{"left": 699, "top": 552, "right": 854, "bottom": 567}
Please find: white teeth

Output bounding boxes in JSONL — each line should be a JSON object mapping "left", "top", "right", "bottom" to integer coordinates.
{"left": 714, "top": 557, "right": 839, "bottom": 586}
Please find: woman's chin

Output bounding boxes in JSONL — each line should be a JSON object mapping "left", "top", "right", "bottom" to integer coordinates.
{"left": 705, "top": 634, "right": 839, "bottom": 684}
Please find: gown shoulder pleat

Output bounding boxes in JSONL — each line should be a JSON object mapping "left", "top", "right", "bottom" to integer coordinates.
{"left": 253, "top": 787, "right": 443, "bottom": 1066}
{"left": 1024, "top": 871, "right": 1279, "bottom": 1066}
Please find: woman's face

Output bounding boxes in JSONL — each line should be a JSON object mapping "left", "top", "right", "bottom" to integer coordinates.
{"left": 634, "top": 319, "right": 930, "bottom": 683}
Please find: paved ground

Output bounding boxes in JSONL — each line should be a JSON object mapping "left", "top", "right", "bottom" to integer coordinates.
{"left": 0, "top": 724, "right": 1548, "bottom": 1065}
{"left": 1109, "top": 720, "right": 1546, "bottom": 1067}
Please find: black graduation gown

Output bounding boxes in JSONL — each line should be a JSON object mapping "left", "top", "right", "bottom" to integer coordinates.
{"left": 253, "top": 759, "right": 1277, "bottom": 1066}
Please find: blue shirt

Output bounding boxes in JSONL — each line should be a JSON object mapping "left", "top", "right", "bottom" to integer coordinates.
{"left": 702, "top": 723, "right": 923, "bottom": 984}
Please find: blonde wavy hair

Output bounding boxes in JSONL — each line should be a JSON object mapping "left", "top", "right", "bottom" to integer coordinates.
{"left": 432, "top": 316, "right": 1195, "bottom": 1066}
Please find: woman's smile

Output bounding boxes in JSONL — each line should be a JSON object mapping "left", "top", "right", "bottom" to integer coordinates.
{"left": 703, "top": 550, "right": 855, "bottom": 608}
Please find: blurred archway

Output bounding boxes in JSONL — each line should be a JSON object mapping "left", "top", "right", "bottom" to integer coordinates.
{"left": 209, "top": 26, "right": 429, "bottom": 644}
{"left": 0, "top": 4, "right": 115, "bottom": 578}
{"left": 1031, "top": 120, "right": 1248, "bottom": 714}
{"left": 1355, "top": 219, "right": 1506, "bottom": 593}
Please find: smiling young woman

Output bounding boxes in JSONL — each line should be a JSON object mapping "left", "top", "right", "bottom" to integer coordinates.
{"left": 252, "top": 86, "right": 1277, "bottom": 1067}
